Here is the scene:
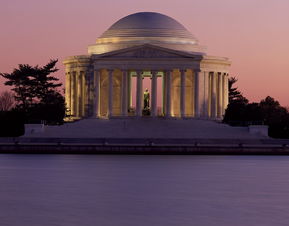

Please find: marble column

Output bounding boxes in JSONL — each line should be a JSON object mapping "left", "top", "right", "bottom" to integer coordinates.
{"left": 211, "top": 72, "right": 217, "bottom": 118}
{"left": 151, "top": 71, "right": 158, "bottom": 117}
{"left": 65, "top": 71, "right": 71, "bottom": 116}
{"left": 223, "top": 73, "right": 229, "bottom": 114}
{"left": 127, "top": 72, "right": 132, "bottom": 110}
{"left": 136, "top": 70, "right": 143, "bottom": 116}
{"left": 84, "top": 71, "right": 89, "bottom": 117}
{"left": 162, "top": 72, "right": 167, "bottom": 115}
{"left": 194, "top": 70, "right": 200, "bottom": 117}
{"left": 221, "top": 73, "right": 225, "bottom": 116}
{"left": 121, "top": 70, "right": 128, "bottom": 116}
{"left": 217, "top": 72, "right": 223, "bottom": 118}
{"left": 70, "top": 71, "right": 76, "bottom": 117}
{"left": 165, "top": 70, "right": 172, "bottom": 117}
{"left": 108, "top": 69, "right": 113, "bottom": 117}
{"left": 76, "top": 71, "right": 82, "bottom": 118}
{"left": 203, "top": 71, "right": 210, "bottom": 117}
{"left": 93, "top": 70, "right": 100, "bottom": 118}
{"left": 180, "top": 69, "right": 186, "bottom": 118}
{"left": 84, "top": 70, "right": 92, "bottom": 117}
{"left": 82, "top": 71, "right": 86, "bottom": 117}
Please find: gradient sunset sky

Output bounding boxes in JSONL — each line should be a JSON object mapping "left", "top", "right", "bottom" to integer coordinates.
{"left": 1, "top": 0, "right": 289, "bottom": 106}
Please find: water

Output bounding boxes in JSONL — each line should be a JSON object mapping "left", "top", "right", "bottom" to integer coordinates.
{"left": 1, "top": 155, "right": 289, "bottom": 226}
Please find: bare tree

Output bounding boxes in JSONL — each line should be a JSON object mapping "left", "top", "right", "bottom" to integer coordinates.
{"left": 0, "top": 91, "right": 15, "bottom": 111}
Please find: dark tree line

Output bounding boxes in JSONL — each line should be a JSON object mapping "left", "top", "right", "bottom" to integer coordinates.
{"left": 223, "top": 77, "right": 289, "bottom": 138}
{"left": 0, "top": 60, "right": 66, "bottom": 136}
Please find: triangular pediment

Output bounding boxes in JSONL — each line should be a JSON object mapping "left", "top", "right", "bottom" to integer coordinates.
{"left": 96, "top": 44, "right": 197, "bottom": 59}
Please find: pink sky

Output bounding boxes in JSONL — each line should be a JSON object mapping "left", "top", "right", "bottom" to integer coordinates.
{"left": 1, "top": 0, "right": 289, "bottom": 106}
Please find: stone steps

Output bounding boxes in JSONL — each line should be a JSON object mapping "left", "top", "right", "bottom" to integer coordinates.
{"left": 23, "top": 118, "right": 266, "bottom": 139}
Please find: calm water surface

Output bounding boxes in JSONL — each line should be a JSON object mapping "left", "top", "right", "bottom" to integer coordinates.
{"left": 1, "top": 155, "right": 289, "bottom": 226}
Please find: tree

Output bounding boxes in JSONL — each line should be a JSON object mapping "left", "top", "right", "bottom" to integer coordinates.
{"left": 27, "top": 91, "right": 66, "bottom": 124}
{"left": 259, "top": 96, "right": 289, "bottom": 138}
{"left": 0, "top": 60, "right": 66, "bottom": 124}
{"left": 224, "top": 79, "right": 289, "bottom": 138}
{"left": 223, "top": 98, "right": 248, "bottom": 124}
{"left": 228, "top": 77, "right": 248, "bottom": 104}
{"left": 223, "top": 77, "right": 249, "bottom": 124}
{"left": 0, "top": 91, "right": 15, "bottom": 111}
{"left": 0, "top": 59, "right": 61, "bottom": 111}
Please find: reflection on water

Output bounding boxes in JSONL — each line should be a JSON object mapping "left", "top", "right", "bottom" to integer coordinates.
{"left": 1, "top": 155, "right": 289, "bottom": 226}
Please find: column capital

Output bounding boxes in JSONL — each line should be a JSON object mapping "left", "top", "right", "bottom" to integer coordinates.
{"left": 164, "top": 69, "right": 173, "bottom": 73}
{"left": 93, "top": 70, "right": 101, "bottom": 82}
{"left": 121, "top": 69, "right": 129, "bottom": 74}
{"left": 201, "top": 70, "right": 210, "bottom": 75}
{"left": 85, "top": 69, "right": 91, "bottom": 76}
{"left": 135, "top": 69, "right": 143, "bottom": 74}
{"left": 121, "top": 70, "right": 128, "bottom": 78}
{"left": 65, "top": 68, "right": 71, "bottom": 74}
{"left": 179, "top": 69, "right": 187, "bottom": 73}
{"left": 76, "top": 70, "right": 82, "bottom": 76}
{"left": 151, "top": 70, "right": 159, "bottom": 75}
{"left": 93, "top": 68, "right": 101, "bottom": 72}
{"left": 164, "top": 70, "right": 173, "bottom": 79}
{"left": 84, "top": 71, "right": 90, "bottom": 85}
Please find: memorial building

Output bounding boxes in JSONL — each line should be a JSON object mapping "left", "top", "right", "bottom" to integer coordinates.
{"left": 64, "top": 12, "right": 231, "bottom": 119}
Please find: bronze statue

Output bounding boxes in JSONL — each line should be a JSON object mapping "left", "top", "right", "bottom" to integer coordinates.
{"left": 143, "top": 88, "right": 150, "bottom": 110}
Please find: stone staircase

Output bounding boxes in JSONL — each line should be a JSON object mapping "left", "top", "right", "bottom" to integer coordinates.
{"left": 23, "top": 118, "right": 267, "bottom": 139}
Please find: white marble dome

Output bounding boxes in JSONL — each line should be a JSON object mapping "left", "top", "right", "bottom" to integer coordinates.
{"left": 88, "top": 12, "right": 206, "bottom": 55}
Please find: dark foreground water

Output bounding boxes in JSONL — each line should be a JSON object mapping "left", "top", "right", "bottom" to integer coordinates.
{"left": 1, "top": 155, "right": 289, "bottom": 226}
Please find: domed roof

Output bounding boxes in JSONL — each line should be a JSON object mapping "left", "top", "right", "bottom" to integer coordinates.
{"left": 88, "top": 12, "right": 206, "bottom": 55}
{"left": 108, "top": 12, "right": 187, "bottom": 30}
